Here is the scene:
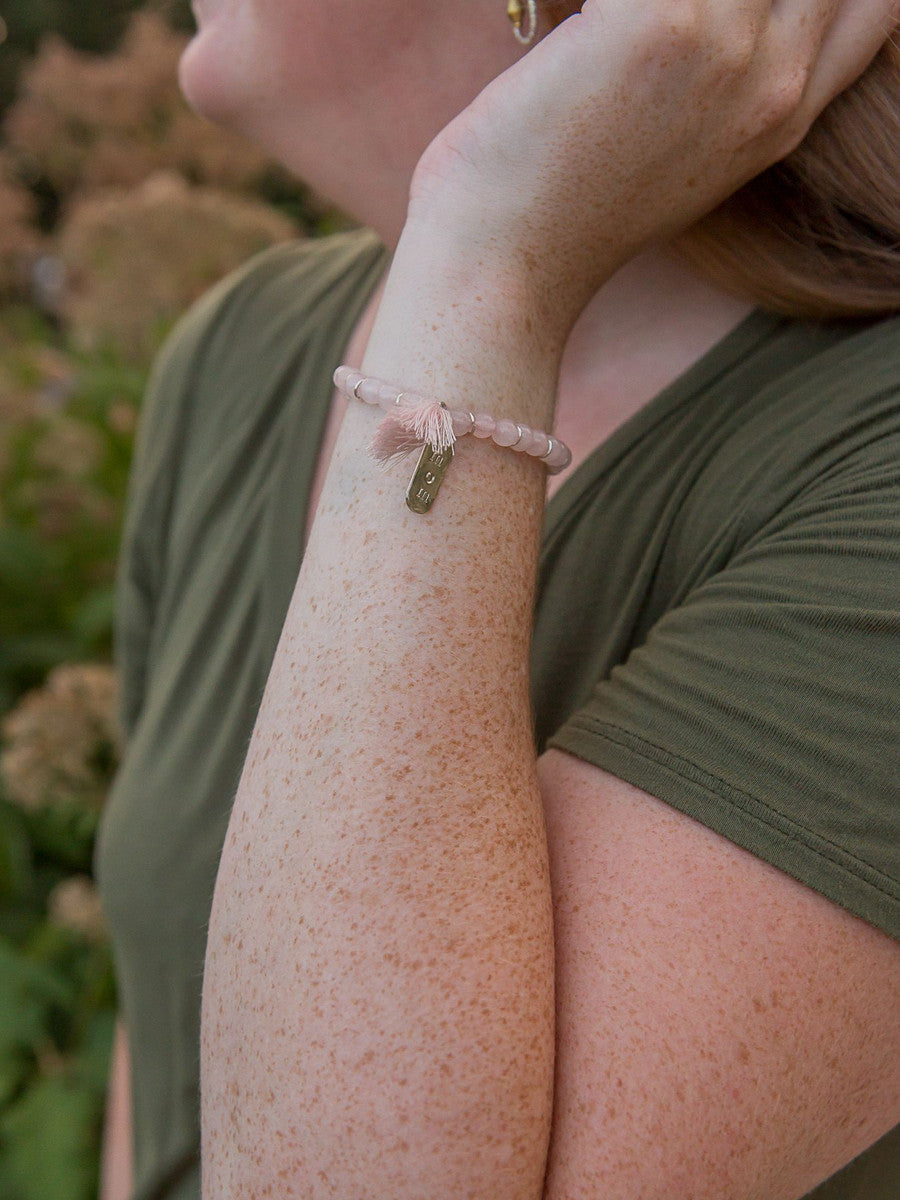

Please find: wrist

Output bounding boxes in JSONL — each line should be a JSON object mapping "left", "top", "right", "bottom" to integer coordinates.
{"left": 397, "top": 205, "right": 579, "bottom": 360}
{"left": 362, "top": 216, "right": 564, "bottom": 429}
{"left": 404, "top": 183, "right": 622, "bottom": 350}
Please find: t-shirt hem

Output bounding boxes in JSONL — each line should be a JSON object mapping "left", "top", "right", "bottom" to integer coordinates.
{"left": 548, "top": 716, "right": 900, "bottom": 941}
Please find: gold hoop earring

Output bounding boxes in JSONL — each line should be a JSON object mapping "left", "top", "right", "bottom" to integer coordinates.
{"left": 507, "top": 0, "right": 538, "bottom": 45}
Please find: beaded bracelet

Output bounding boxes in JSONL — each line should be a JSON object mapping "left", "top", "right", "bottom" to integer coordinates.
{"left": 333, "top": 365, "right": 572, "bottom": 514}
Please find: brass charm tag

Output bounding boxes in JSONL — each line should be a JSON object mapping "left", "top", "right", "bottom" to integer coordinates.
{"left": 405, "top": 442, "right": 454, "bottom": 514}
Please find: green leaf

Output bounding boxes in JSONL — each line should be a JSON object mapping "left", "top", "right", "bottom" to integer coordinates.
{"left": 0, "top": 1074, "right": 101, "bottom": 1200}
{"left": 68, "top": 587, "right": 116, "bottom": 647}
{"left": 0, "top": 938, "right": 72, "bottom": 1059}
{"left": 0, "top": 1050, "right": 31, "bottom": 1110}
{"left": 0, "top": 937, "right": 70, "bottom": 1106}
{"left": 0, "top": 526, "right": 52, "bottom": 595}
{"left": 71, "top": 1009, "right": 115, "bottom": 1095}
{"left": 0, "top": 804, "right": 35, "bottom": 904}
{"left": 23, "top": 805, "right": 99, "bottom": 873}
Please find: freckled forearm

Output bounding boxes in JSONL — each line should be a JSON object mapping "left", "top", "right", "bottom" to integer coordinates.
{"left": 200, "top": 220, "right": 573, "bottom": 1199}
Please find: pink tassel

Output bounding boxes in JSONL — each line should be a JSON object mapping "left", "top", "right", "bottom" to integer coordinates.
{"left": 369, "top": 401, "right": 456, "bottom": 464}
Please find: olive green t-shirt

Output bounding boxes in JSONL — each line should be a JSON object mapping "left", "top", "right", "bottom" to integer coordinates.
{"left": 94, "top": 227, "right": 899, "bottom": 1200}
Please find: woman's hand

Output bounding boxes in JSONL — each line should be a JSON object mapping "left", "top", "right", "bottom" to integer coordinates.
{"left": 409, "top": 0, "right": 897, "bottom": 340}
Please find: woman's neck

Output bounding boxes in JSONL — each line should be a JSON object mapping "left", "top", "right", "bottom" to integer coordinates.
{"left": 560, "top": 243, "right": 756, "bottom": 397}
{"left": 548, "top": 244, "right": 757, "bottom": 496}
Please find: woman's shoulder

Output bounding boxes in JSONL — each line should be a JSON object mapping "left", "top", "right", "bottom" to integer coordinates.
{"left": 723, "top": 307, "right": 900, "bottom": 499}
{"left": 132, "top": 225, "right": 388, "bottom": 452}
{"left": 124, "top": 226, "right": 388, "bottom": 521}
{"left": 780, "top": 307, "right": 900, "bottom": 441}
{"left": 804, "top": 307, "right": 900, "bottom": 384}
{"left": 766, "top": 307, "right": 900, "bottom": 408}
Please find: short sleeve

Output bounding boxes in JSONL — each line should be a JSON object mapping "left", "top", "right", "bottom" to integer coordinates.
{"left": 111, "top": 255, "right": 267, "bottom": 739}
{"left": 548, "top": 438, "right": 900, "bottom": 939}
{"left": 113, "top": 309, "right": 206, "bottom": 740}
{"left": 111, "top": 232, "right": 376, "bottom": 741}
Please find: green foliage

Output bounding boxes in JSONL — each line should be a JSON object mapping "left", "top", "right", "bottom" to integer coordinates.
{"left": 0, "top": 303, "right": 127, "bottom": 1176}
{"left": 0, "top": 5, "right": 337, "bottom": 1194}
{"left": 0, "top": 303, "right": 130, "bottom": 1193}
{"left": 1, "top": 1074, "right": 101, "bottom": 1200}
{"left": 0, "top": 306, "right": 141, "bottom": 710}
{"left": 0, "top": 795, "right": 116, "bottom": 1198}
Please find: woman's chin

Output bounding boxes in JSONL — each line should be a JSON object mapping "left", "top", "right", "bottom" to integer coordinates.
{"left": 177, "top": 27, "right": 249, "bottom": 128}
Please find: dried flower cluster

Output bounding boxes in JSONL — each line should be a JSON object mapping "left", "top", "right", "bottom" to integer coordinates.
{"left": 32, "top": 416, "right": 106, "bottom": 479}
{"left": 0, "top": 153, "right": 43, "bottom": 294}
{"left": 47, "top": 873, "right": 108, "bottom": 943}
{"left": 17, "top": 475, "right": 118, "bottom": 541}
{"left": 0, "top": 663, "right": 121, "bottom": 812}
{"left": 4, "top": 11, "right": 277, "bottom": 199}
{"left": 56, "top": 169, "right": 299, "bottom": 363}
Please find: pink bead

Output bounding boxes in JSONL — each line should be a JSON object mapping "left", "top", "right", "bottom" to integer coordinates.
{"left": 517, "top": 425, "right": 535, "bottom": 452}
{"left": 507, "top": 423, "right": 529, "bottom": 448}
{"left": 526, "top": 430, "right": 551, "bottom": 457}
{"left": 544, "top": 439, "right": 572, "bottom": 473}
{"left": 337, "top": 368, "right": 359, "bottom": 396}
{"left": 492, "top": 418, "right": 520, "bottom": 447}
{"left": 472, "top": 413, "right": 494, "bottom": 438}
{"left": 516, "top": 429, "right": 544, "bottom": 457}
{"left": 450, "top": 409, "right": 474, "bottom": 437}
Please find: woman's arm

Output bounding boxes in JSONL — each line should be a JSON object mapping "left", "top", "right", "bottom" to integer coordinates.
{"left": 200, "top": 4, "right": 897, "bottom": 1196}
{"left": 199, "top": 217, "right": 579, "bottom": 1199}
{"left": 98, "top": 1018, "right": 133, "bottom": 1200}
{"left": 538, "top": 753, "right": 900, "bottom": 1199}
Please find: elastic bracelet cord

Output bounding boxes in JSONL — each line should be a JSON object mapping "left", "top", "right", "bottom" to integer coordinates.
{"left": 333, "top": 366, "right": 572, "bottom": 475}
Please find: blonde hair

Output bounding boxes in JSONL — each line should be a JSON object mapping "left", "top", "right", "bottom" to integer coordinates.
{"left": 541, "top": 4, "right": 900, "bottom": 321}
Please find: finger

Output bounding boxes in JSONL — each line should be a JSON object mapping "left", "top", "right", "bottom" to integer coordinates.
{"left": 809, "top": 0, "right": 898, "bottom": 104}
{"left": 773, "top": 0, "right": 898, "bottom": 115}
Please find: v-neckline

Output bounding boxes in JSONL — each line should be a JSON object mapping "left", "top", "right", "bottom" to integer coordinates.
{"left": 540, "top": 305, "right": 785, "bottom": 548}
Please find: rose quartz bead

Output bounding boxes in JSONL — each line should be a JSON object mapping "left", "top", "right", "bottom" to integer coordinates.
{"left": 526, "top": 430, "right": 552, "bottom": 457}
{"left": 472, "top": 413, "right": 494, "bottom": 438}
{"left": 544, "top": 439, "right": 572, "bottom": 473}
{"left": 338, "top": 368, "right": 360, "bottom": 396}
{"left": 450, "top": 410, "right": 475, "bottom": 437}
{"left": 520, "top": 427, "right": 542, "bottom": 453}
{"left": 515, "top": 429, "right": 534, "bottom": 454}
{"left": 492, "top": 418, "right": 521, "bottom": 447}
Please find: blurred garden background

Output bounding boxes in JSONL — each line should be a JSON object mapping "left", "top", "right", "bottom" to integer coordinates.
{"left": 0, "top": 3, "right": 343, "bottom": 1194}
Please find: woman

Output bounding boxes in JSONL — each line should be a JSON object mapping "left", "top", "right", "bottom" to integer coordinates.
{"left": 95, "top": 1, "right": 900, "bottom": 1197}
